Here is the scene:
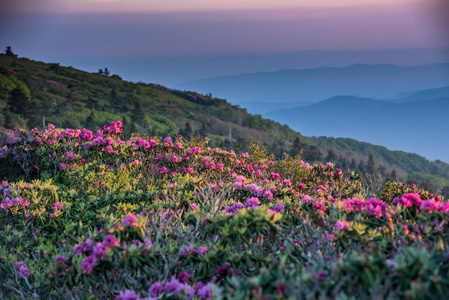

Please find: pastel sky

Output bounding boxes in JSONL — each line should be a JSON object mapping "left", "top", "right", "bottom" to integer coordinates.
{"left": 0, "top": 0, "right": 448, "bottom": 57}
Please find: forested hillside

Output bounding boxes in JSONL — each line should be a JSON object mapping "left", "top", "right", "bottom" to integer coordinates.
{"left": 1, "top": 53, "right": 448, "bottom": 194}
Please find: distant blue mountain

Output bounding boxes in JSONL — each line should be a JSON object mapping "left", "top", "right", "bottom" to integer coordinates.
{"left": 176, "top": 63, "right": 449, "bottom": 111}
{"left": 392, "top": 85, "right": 449, "bottom": 103}
{"left": 265, "top": 88, "right": 449, "bottom": 163}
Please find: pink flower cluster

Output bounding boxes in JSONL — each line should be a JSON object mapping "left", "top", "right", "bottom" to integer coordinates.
{"left": 122, "top": 213, "right": 139, "bottom": 227}
{"left": 0, "top": 196, "right": 30, "bottom": 210}
{"left": 181, "top": 244, "right": 209, "bottom": 257}
{"left": 14, "top": 261, "right": 31, "bottom": 279}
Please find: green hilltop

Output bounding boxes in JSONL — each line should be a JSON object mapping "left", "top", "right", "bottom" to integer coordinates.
{"left": 1, "top": 53, "right": 448, "bottom": 194}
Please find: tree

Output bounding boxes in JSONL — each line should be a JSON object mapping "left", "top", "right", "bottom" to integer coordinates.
{"left": 132, "top": 101, "right": 145, "bottom": 125}
{"left": 98, "top": 69, "right": 104, "bottom": 75}
{"left": 198, "top": 121, "right": 211, "bottom": 137}
{"left": 86, "top": 111, "right": 95, "bottom": 129}
{"left": 305, "top": 145, "right": 322, "bottom": 162}
{"left": 290, "top": 137, "right": 305, "bottom": 157}
{"left": 349, "top": 158, "right": 357, "bottom": 170}
{"left": 366, "top": 154, "right": 376, "bottom": 174}
{"left": 180, "top": 122, "right": 193, "bottom": 138}
{"left": 8, "top": 87, "right": 30, "bottom": 121}
{"left": 104, "top": 68, "right": 110, "bottom": 76}
{"left": 358, "top": 160, "right": 366, "bottom": 174}
{"left": 325, "top": 148, "right": 337, "bottom": 162}
{"left": 4, "top": 46, "right": 18, "bottom": 58}
{"left": 420, "top": 178, "right": 436, "bottom": 193}
{"left": 440, "top": 186, "right": 449, "bottom": 199}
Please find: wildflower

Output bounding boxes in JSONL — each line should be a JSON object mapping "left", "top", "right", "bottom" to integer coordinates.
{"left": 178, "top": 272, "right": 192, "bottom": 283}
{"left": 158, "top": 166, "right": 168, "bottom": 174}
{"left": 198, "top": 246, "right": 209, "bottom": 256}
{"left": 114, "top": 289, "right": 138, "bottom": 300}
{"left": 150, "top": 282, "right": 164, "bottom": 297}
{"left": 197, "top": 283, "right": 220, "bottom": 300}
{"left": 54, "top": 256, "right": 67, "bottom": 264}
{"left": 190, "top": 203, "right": 199, "bottom": 211}
{"left": 245, "top": 197, "right": 260, "bottom": 207}
{"left": 165, "top": 278, "right": 181, "bottom": 293}
{"left": 93, "top": 242, "right": 107, "bottom": 259}
{"left": 73, "top": 238, "right": 93, "bottom": 255}
{"left": 52, "top": 202, "right": 63, "bottom": 210}
{"left": 122, "top": 213, "right": 138, "bottom": 227}
{"left": 263, "top": 191, "right": 273, "bottom": 200}
{"left": 14, "top": 262, "right": 31, "bottom": 279}
{"left": 165, "top": 136, "right": 172, "bottom": 143}
{"left": 336, "top": 220, "right": 349, "bottom": 232}
{"left": 272, "top": 203, "right": 285, "bottom": 213}
{"left": 181, "top": 244, "right": 196, "bottom": 256}
{"left": 80, "top": 255, "right": 97, "bottom": 275}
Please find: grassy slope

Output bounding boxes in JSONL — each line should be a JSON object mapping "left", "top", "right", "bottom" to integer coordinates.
{"left": 1, "top": 54, "right": 448, "bottom": 190}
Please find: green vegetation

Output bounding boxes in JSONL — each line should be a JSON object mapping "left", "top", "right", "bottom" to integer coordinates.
{"left": 1, "top": 52, "right": 448, "bottom": 194}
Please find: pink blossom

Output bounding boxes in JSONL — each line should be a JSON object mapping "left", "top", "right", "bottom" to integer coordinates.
{"left": 73, "top": 238, "right": 93, "bottom": 255}
{"left": 114, "top": 290, "right": 138, "bottom": 300}
{"left": 336, "top": 220, "right": 349, "bottom": 232}
{"left": 158, "top": 166, "right": 168, "bottom": 174}
{"left": 14, "top": 262, "right": 31, "bottom": 279}
{"left": 245, "top": 197, "right": 260, "bottom": 207}
{"left": 54, "top": 255, "right": 67, "bottom": 264}
{"left": 122, "top": 213, "right": 138, "bottom": 227}
{"left": 52, "top": 202, "right": 63, "bottom": 210}
{"left": 80, "top": 255, "right": 97, "bottom": 275}
{"left": 272, "top": 203, "right": 285, "bottom": 212}
{"left": 150, "top": 282, "right": 164, "bottom": 297}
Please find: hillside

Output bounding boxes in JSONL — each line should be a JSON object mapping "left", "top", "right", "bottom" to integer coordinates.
{"left": 1, "top": 54, "right": 449, "bottom": 193}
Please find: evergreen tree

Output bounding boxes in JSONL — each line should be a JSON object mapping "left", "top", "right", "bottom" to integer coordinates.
{"left": 132, "top": 101, "right": 145, "bottom": 125}
{"left": 8, "top": 87, "right": 30, "bottom": 122}
{"left": 366, "top": 154, "right": 376, "bottom": 174}
{"left": 325, "top": 148, "right": 337, "bottom": 162}
{"left": 358, "top": 160, "right": 366, "bottom": 174}
{"left": 390, "top": 169, "right": 397, "bottom": 182}
{"left": 5, "top": 46, "right": 18, "bottom": 58}
{"left": 180, "top": 122, "right": 193, "bottom": 138}
{"left": 349, "top": 158, "right": 357, "bottom": 170}
{"left": 290, "top": 137, "right": 305, "bottom": 157}
{"left": 305, "top": 145, "right": 322, "bottom": 162}
{"left": 86, "top": 111, "right": 95, "bottom": 130}
{"left": 440, "top": 186, "right": 449, "bottom": 199}
{"left": 198, "top": 121, "right": 211, "bottom": 137}
{"left": 420, "top": 178, "right": 436, "bottom": 193}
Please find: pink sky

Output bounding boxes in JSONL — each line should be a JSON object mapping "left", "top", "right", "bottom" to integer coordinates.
{"left": 0, "top": 0, "right": 448, "bottom": 56}
{"left": 0, "top": 0, "right": 433, "bottom": 13}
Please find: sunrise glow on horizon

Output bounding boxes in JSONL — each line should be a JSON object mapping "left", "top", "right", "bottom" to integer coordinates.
{"left": 0, "top": 0, "right": 432, "bottom": 14}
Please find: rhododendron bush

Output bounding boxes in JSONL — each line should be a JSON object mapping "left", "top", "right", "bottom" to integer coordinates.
{"left": 1, "top": 122, "right": 449, "bottom": 299}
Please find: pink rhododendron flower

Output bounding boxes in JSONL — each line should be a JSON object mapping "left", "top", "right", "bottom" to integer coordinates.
{"left": 122, "top": 213, "right": 138, "bottom": 227}
{"left": 114, "top": 289, "right": 138, "bottom": 300}
{"left": 73, "top": 238, "right": 93, "bottom": 255}
{"left": 14, "top": 262, "right": 31, "bottom": 279}
{"left": 54, "top": 255, "right": 67, "bottom": 264}
{"left": 80, "top": 255, "right": 97, "bottom": 275}
{"left": 336, "top": 220, "right": 349, "bottom": 232}
{"left": 272, "top": 203, "right": 285, "bottom": 212}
